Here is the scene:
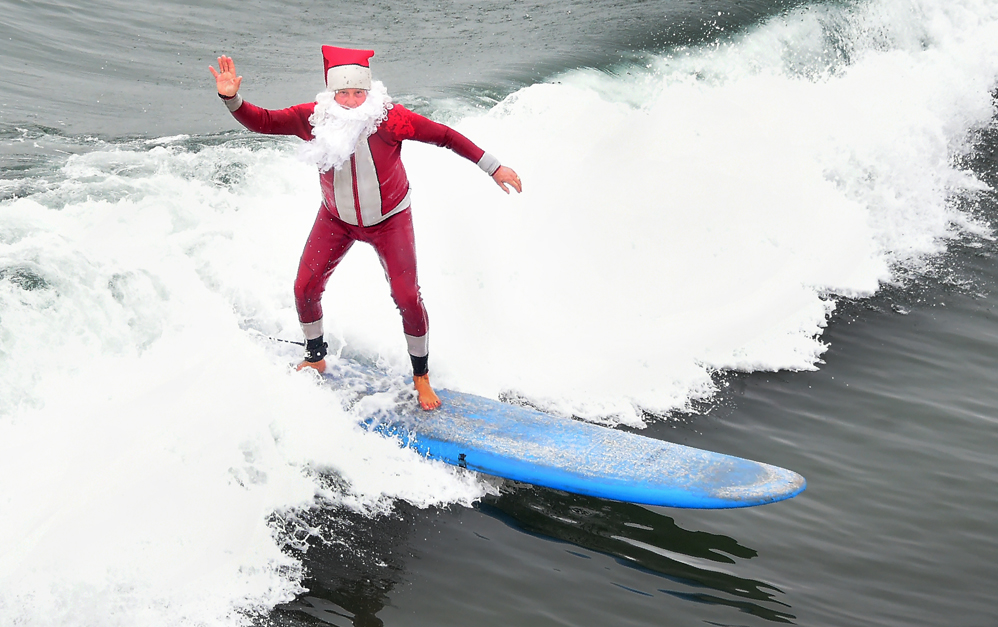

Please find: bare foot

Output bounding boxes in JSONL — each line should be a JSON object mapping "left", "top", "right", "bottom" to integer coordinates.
{"left": 296, "top": 358, "right": 326, "bottom": 374}
{"left": 413, "top": 374, "right": 441, "bottom": 411}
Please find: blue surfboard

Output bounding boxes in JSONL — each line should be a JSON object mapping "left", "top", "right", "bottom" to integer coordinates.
{"left": 349, "top": 379, "right": 806, "bottom": 509}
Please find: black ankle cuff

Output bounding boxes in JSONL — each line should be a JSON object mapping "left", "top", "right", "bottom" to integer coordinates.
{"left": 304, "top": 337, "right": 327, "bottom": 363}
{"left": 410, "top": 354, "right": 428, "bottom": 376}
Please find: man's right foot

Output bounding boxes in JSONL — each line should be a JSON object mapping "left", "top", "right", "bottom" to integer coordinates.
{"left": 296, "top": 358, "right": 326, "bottom": 373}
{"left": 297, "top": 338, "right": 328, "bottom": 373}
{"left": 413, "top": 374, "right": 441, "bottom": 411}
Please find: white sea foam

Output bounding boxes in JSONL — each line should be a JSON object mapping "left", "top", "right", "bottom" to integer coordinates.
{"left": 0, "top": 0, "right": 996, "bottom": 624}
{"left": 405, "top": 0, "right": 997, "bottom": 424}
{"left": 0, "top": 144, "right": 486, "bottom": 626}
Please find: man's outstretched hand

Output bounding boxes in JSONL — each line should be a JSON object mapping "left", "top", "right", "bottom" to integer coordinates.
{"left": 493, "top": 166, "right": 522, "bottom": 194}
{"left": 209, "top": 56, "right": 242, "bottom": 97}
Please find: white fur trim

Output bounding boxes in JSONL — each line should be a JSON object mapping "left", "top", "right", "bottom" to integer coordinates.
{"left": 326, "top": 64, "right": 371, "bottom": 91}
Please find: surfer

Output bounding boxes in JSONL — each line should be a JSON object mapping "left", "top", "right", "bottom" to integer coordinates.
{"left": 210, "top": 47, "right": 521, "bottom": 410}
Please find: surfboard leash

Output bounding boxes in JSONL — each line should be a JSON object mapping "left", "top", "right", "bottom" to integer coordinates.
{"left": 269, "top": 336, "right": 306, "bottom": 347}
{"left": 247, "top": 328, "right": 306, "bottom": 347}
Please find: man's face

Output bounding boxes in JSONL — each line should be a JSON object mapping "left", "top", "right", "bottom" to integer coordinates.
{"left": 334, "top": 88, "right": 368, "bottom": 109}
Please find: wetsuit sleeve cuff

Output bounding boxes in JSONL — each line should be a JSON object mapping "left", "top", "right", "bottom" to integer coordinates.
{"left": 477, "top": 152, "right": 501, "bottom": 176}
{"left": 220, "top": 93, "right": 244, "bottom": 112}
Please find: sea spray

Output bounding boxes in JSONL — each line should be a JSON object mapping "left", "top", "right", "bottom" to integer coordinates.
{"left": 404, "top": 0, "right": 997, "bottom": 425}
{"left": 0, "top": 141, "right": 486, "bottom": 626}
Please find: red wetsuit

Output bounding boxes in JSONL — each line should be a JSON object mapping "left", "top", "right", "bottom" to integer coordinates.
{"left": 224, "top": 95, "right": 500, "bottom": 358}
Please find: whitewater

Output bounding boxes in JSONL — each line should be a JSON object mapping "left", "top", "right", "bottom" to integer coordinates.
{"left": 1, "top": 0, "right": 997, "bottom": 624}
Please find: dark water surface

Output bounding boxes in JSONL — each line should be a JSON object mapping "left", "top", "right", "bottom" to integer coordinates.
{"left": 1, "top": 0, "right": 801, "bottom": 138}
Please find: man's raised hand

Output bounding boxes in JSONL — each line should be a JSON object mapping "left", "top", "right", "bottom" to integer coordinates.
{"left": 209, "top": 56, "right": 242, "bottom": 97}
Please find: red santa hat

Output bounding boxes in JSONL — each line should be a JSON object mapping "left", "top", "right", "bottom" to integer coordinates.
{"left": 322, "top": 46, "right": 374, "bottom": 91}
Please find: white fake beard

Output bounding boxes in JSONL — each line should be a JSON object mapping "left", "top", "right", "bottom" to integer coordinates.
{"left": 299, "top": 81, "right": 392, "bottom": 173}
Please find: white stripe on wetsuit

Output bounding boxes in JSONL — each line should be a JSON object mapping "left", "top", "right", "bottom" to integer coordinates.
{"left": 332, "top": 139, "right": 411, "bottom": 226}
{"left": 405, "top": 333, "right": 428, "bottom": 358}
{"left": 354, "top": 140, "right": 383, "bottom": 226}
{"left": 301, "top": 319, "right": 324, "bottom": 341}
{"left": 332, "top": 155, "right": 356, "bottom": 223}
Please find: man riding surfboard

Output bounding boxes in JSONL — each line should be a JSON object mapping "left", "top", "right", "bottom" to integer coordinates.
{"left": 210, "top": 47, "right": 522, "bottom": 410}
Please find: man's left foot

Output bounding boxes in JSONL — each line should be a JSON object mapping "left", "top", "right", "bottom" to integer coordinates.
{"left": 413, "top": 374, "right": 441, "bottom": 411}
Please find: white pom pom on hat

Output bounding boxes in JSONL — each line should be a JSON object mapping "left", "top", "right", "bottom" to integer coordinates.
{"left": 322, "top": 45, "right": 374, "bottom": 91}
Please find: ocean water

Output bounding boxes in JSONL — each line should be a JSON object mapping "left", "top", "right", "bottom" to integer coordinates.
{"left": 1, "top": 0, "right": 997, "bottom": 625}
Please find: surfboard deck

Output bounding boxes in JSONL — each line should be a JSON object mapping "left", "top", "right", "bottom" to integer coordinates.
{"left": 320, "top": 361, "right": 805, "bottom": 509}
